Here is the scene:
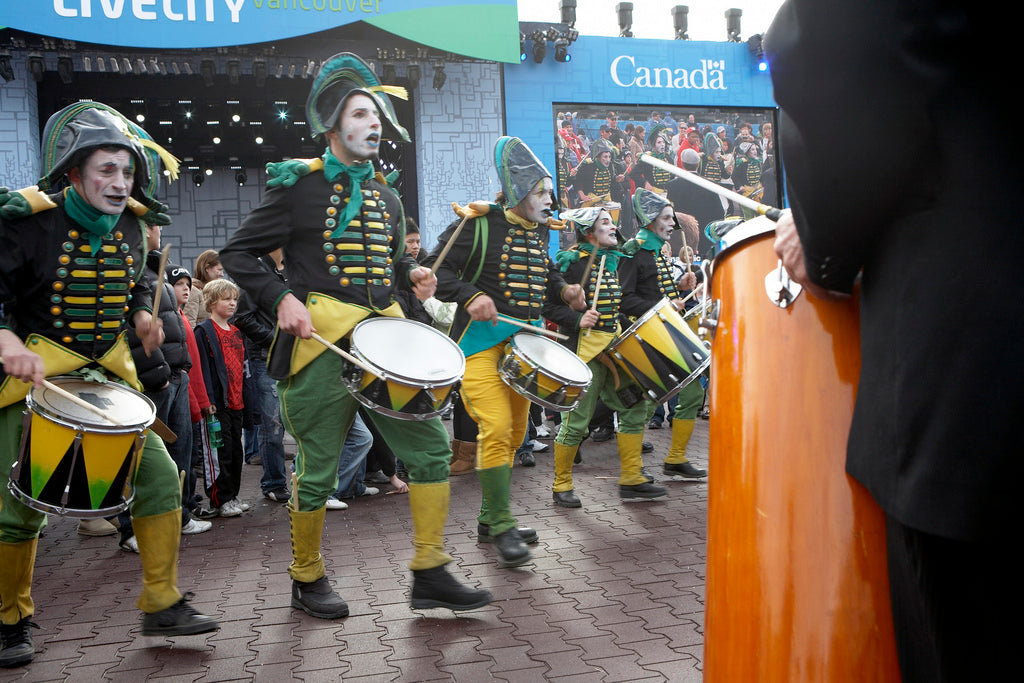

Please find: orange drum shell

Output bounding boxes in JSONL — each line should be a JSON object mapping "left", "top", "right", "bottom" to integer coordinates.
{"left": 704, "top": 231, "right": 899, "bottom": 682}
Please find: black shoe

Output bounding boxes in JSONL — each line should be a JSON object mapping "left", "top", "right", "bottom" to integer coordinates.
{"left": 477, "top": 523, "right": 538, "bottom": 544}
{"left": 699, "top": 407, "right": 710, "bottom": 420}
{"left": 590, "top": 424, "right": 614, "bottom": 442}
{"left": 647, "top": 419, "right": 663, "bottom": 430}
{"left": 491, "top": 528, "right": 532, "bottom": 567}
{"left": 516, "top": 450, "right": 536, "bottom": 467}
{"left": 663, "top": 461, "right": 708, "bottom": 480}
{"left": 640, "top": 467, "right": 657, "bottom": 483}
{"left": 410, "top": 565, "right": 492, "bottom": 611}
{"left": 140, "top": 593, "right": 220, "bottom": 636}
{"left": 620, "top": 482, "right": 668, "bottom": 500}
{"left": 0, "top": 617, "right": 37, "bottom": 668}
{"left": 364, "top": 470, "right": 390, "bottom": 485}
{"left": 291, "top": 576, "right": 349, "bottom": 619}
{"left": 642, "top": 440, "right": 654, "bottom": 453}
{"left": 263, "top": 487, "right": 291, "bottom": 503}
{"left": 552, "top": 490, "right": 582, "bottom": 508}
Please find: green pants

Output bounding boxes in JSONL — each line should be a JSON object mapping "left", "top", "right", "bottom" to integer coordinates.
{"left": 647, "top": 376, "right": 705, "bottom": 422}
{"left": 555, "top": 356, "right": 653, "bottom": 446}
{"left": 0, "top": 401, "right": 180, "bottom": 543}
{"left": 279, "top": 352, "right": 452, "bottom": 511}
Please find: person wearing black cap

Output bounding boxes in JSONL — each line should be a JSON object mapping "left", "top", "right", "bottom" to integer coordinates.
{"left": 543, "top": 208, "right": 666, "bottom": 508}
{"left": 424, "top": 136, "right": 586, "bottom": 567}
{"left": 0, "top": 102, "right": 219, "bottom": 668}
{"left": 219, "top": 53, "right": 491, "bottom": 619}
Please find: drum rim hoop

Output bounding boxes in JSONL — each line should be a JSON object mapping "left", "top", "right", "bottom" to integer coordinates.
{"left": 508, "top": 331, "right": 591, "bottom": 385}
{"left": 27, "top": 376, "right": 156, "bottom": 431}
{"left": 350, "top": 317, "right": 466, "bottom": 384}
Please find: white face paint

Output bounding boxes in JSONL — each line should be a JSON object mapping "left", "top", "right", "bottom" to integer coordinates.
{"left": 70, "top": 148, "right": 135, "bottom": 215}
{"left": 589, "top": 210, "right": 618, "bottom": 248}
{"left": 652, "top": 205, "right": 676, "bottom": 241}
{"left": 513, "top": 177, "right": 554, "bottom": 224}
{"left": 327, "top": 93, "right": 381, "bottom": 165}
{"left": 654, "top": 136, "right": 666, "bottom": 153}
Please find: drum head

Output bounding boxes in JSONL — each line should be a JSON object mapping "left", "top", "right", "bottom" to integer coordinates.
{"left": 351, "top": 318, "right": 465, "bottom": 384}
{"left": 28, "top": 377, "right": 155, "bottom": 429}
{"left": 513, "top": 333, "right": 591, "bottom": 384}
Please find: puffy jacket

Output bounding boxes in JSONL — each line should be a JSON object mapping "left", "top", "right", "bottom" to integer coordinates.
{"left": 127, "top": 251, "right": 191, "bottom": 392}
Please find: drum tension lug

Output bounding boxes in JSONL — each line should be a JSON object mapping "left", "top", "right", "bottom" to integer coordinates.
{"left": 765, "top": 263, "right": 803, "bottom": 308}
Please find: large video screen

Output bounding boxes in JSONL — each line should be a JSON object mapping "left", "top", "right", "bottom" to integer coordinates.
{"left": 552, "top": 103, "right": 779, "bottom": 257}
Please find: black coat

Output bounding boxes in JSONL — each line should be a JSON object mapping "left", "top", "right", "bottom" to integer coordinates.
{"left": 766, "top": 0, "right": 1023, "bottom": 541}
{"left": 127, "top": 251, "right": 191, "bottom": 392}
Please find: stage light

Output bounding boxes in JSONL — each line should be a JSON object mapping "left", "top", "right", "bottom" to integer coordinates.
{"left": 253, "top": 59, "right": 267, "bottom": 87}
{"left": 554, "top": 37, "right": 571, "bottom": 63}
{"left": 726, "top": 8, "right": 742, "bottom": 42}
{"left": 192, "top": 171, "right": 204, "bottom": 187}
{"left": 135, "top": 58, "right": 147, "bottom": 74}
{"left": 432, "top": 63, "right": 446, "bottom": 90}
{"left": 520, "top": 33, "right": 528, "bottom": 63}
{"left": 235, "top": 170, "right": 247, "bottom": 186}
{"left": 748, "top": 34, "right": 768, "bottom": 72}
{"left": 408, "top": 63, "right": 421, "bottom": 84}
{"left": 672, "top": 5, "right": 689, "bottom": 40}
{"left": 82, "top": 56, "right": 93, "bottom": 73}
{"left": 109, "top": 57, "right": 119, "bottom": 72}
{"left": 200, "top": 59, "right": 215, "bottom": 87}
{"left": 616, "top": 2, "right": 633, "bottom": 38}
{"left": 227, "top": 59, "right": 240, "bottom": 85}
{"left": 559, "top": 0, "right": 577, "bottom": 26}
{"left": 531, "top": 31, "right": 547, "bottom": 63}
{"left": 1, "top": 53, "right": 16, "bottom": 83}
{"left": 382, "top": 63, "right": 396, "bottom": 84}
{"left": 27, "top": 54, "right": 45, "bottom": 82}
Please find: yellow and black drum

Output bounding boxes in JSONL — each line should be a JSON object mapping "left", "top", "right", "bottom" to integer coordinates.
{"left": 607, "top": 297, "right": 710, "bottom": 404}
{"left": 498, "top": 332, "right": 592, "bottom": 412}
{"left": 342, "top": 317, "right": 464, "bottom": 421}
{"left": 9, "top": 376, "right": 154, "bottom": 517}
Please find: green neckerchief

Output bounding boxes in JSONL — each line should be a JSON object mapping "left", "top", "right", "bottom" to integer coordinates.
{"left": 63, "top": 186, "right": 121, "bottom": 256}
{"left": 323, "top": 148, "right": 375, "bottom": 238}
{"left": 555, "top": 242, "right": 625, "bottom": 273}
{"left": 635, "top": 227, "right": 666, "bottom": 253}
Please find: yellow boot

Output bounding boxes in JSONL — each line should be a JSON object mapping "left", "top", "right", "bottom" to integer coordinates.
{"left": 663, "top": 419, "right": 707, "bottom": 479}
{"left": 449, "top": 439, "right": 477, "bottom": 476}
{"left": 616, "top": 432, "right": 667, "bottom": 500}
{"left": 552, "top": 442, "right": 582, "bottom": 508}
{"left": 408, "top": 482, "right": 491, "bottom": 611}
{"left": 0, "top": 538, "right": 37, "bottom": 668}
{"left": 133, "top": 508, "right": 219, "bottom": 635}
{"left": 288, "top": 505, "right": 348, "bottom": 619}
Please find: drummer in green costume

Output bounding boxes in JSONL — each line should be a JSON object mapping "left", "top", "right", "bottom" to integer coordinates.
{"left": 0, "top": 103, "right": 218, "bottom": 669}
{"left": 543, "top": 208, "right": 668, "bottom": 508}
{"left": 218, "top": 53, "right": 491, "bottom": 620}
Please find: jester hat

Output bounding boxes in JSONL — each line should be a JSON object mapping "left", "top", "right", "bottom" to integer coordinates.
{"left": 494, "top": 135, "right": 557, "bottom": 210}
{"left": 306, "top": 52, "right": 410, "bottom": 143}
{"left": 632, "top": 187, "right": 679, "bottom": 230}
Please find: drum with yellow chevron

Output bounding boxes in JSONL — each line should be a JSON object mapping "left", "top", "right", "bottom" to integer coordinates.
{"left": 341, "top": 317, "right": 464, "bottom": 420}
{"left": 9, "top": 376, "right": 155, "bottom": 517}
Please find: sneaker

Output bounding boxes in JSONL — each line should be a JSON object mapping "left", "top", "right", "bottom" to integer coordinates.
{"left": 590, "top": 424, "right": 614, "bottom": 442}
{"left": 530, "top": 440, "right": 549, "bottom": 453}
{"left": 181, "top": 518, "right": 213, "bottom": 535}
{"left": 0, "top": 617, "right": 39, "bottom": 668}
{"left": 663, "top": 461, "right": 708, "bottom": 480}
{"left": 120, "top": 535, "right": 139, "bottom": 553}
{"left": 535, "top": 424, "right": 552, "bottom": 438}
{"left": 195, "top": 506, "right": 219, "bottom": 520}
{"left": 77, "top": 517, "right": 118, "bottom": 537}
{"left": 264, "top": 488, "right": 291, "bottom": 503}
{"left": 234, "top": 499, "right": 251, "bottom": 511}
{"left": 325, "top": 496, "right": 349, "bottom": 510}
{"left": 647, "top": 419, "right": 663, "bottom": 430}
{"left": 246, "top": 455, "right": 262, "bottom": 466}
{"left": 141, "top": 593, "right": 220, "bottom": 636}
{"left": 363, "top": 470, "right": 390, "bottom": 485}
{"left": 218, "top": 501, "right": 242, "bottom": 517}
{"left": 642, "top": 441, "right": 654, "bottom": 454}
{"left": 359, "top": 486, "right": 380, "bottom": 497}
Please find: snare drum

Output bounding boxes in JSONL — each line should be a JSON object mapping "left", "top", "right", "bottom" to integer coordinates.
{"left": 601, "top": 201, "right": 621, "bottom": 225}
{"left": 342, "top": 317, "right": 464, "bottom": 421}
{"left": 607, "top": 298, "right": 710, "bottom": 404}
{"left": 498, "top": 332, "right": 592, "bottom": 412}
{"left": 9, "top": 376, "right": 155, "bottom": 517}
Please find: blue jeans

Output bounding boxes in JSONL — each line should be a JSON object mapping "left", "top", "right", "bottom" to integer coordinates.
{"left": 335, "top": 413, "right": 373, "bottom": 499}
{"left": 251, "top": 357, "right": 288, "bottom": 493}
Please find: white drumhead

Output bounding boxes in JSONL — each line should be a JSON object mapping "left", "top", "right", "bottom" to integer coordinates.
{"left": 513, "top": 333, "right": 591, "bottom": 383}
{"left": 351, "top": 317, "right": 465, "bottom": 383}
{"left": 30, "top": 377, "right": 155, "bottom": 428}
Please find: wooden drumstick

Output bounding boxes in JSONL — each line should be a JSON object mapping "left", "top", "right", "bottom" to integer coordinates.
{"left": 678, "top": 231, "right": 692, "bottom": 273}
{"left": 578, "top": 248, "right": 598, "bottom": 287}
{"left": 495, "top": 314, "right": 569, "bottom": 340}
{"left": 430, "top": 201, "right": 491, "bottom": 275}
{"left": 145, "top": 244, "right": 172, "bottom": 357}
{"left": 0, "top": 358, "right": 127, "bottom": 426}
{"left": 309, "top": 332, "right": 383, "bottom": 380}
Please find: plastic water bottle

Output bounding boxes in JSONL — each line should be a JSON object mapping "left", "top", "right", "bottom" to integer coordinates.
{"left": 207, "top": 414, "right": 224, "bottom": 449}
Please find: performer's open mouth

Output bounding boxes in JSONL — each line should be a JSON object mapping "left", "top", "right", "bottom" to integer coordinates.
{"left": 541, "top": 208, "right": 553, "bottom": 217}
{"left": 366, "top": 133, "right": 380, "bottom": 147}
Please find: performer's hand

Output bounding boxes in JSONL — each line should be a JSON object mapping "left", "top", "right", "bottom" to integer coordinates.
{"left": 579, "top": 309, "right": 600, "bottom": 329}
{"left": 133, "top": 310, "right": 165, "bottom": 355}
{"left": 389, "top": 474, "right": 409, "bottom": 494}
{"left": 563, "top": 284, "right": 587, "bottom": 311}
{"left": 276, "top": 293, "right": 315, "bottom": 338}
{"left": 465, "top": 294, "right": 498, "bottom": 324}
{"left": 0, "top": 329, "right": 46, "bottom": 387}
{"left": 409, "top": 267, "right": 437, "bottom": 301}
{"left": 677, "top": 271, "right": 697, "bottom": 292}
{"left": 773, "top": 211, "right": 841, "bottom": 301}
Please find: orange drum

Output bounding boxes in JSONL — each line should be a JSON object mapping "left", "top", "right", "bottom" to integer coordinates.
{"left": 704, "top": 216, "right": 900, "bottom": 682}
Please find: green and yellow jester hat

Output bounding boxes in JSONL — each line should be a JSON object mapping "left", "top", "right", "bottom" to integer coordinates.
{"left": 645, "top": 123, "right": 672, "bottom": 154}
{"left": 632, "top": 187, "right": 679, "bottom": 231}
{"left": 494, "top": 135, "right": 558, "bottom": 210}
{"left": 306, "top": 52, "right": 411, "bottom": 143}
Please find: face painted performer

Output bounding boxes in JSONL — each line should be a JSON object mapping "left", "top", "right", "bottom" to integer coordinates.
{"left": 0, "top": 103, "right": 218, "bottom": 669}
{"left": 542, "top": 208, "right": 668, "bottom": 508}
{"left": 218, "top": 53, "right": 491, "bottom": 620}
{"left": 617, "top": 189, "right": 708, "bottom": 483}
{"left": 424, "top": 136, "right": 587, "bottom": 568}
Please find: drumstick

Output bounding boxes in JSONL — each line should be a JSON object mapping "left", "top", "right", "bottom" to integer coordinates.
{"left": 0, "top": 358, "right": 127, "bottom": 426}
{"left": 640, "top": 153, "right": 784, "bottom": 221}
{"left": 309, "top": 332, "right": 383, "bottom": 379}
{"left": 584, "top": 254, "right": 607, "bottom": 338}
{"left": 678, "top": 231, "right": 692, "bottom": 273}
{"left": 430, "top": 201, "right": 491, "bottom": 275}
{"left": 145, "top": 244, "right": 172, "bottom": 358}
{"left": 495, "top": 314, "right": 569, "bottom": 340}
{"left": 578, "top": 248, "right": 598, "bottom": 287}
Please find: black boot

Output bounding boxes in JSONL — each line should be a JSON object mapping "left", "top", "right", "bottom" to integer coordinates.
{"left": 140, "top": 593, "right": 220, "bottom": 636}
{"left": 410, "top": 565, "right": 492, "bottom": 611}
{"left": 619, "top": 481, "right": 668, "bottom": 500}
{"left": 291, "top": 576, "right": 349, "bottom": 619}
{"left": 0, "top": 617, "right": 37, "bottom": 668}
{"left": 477, "top": 523, "right": 538, "bottom": 544}
{"left": 553, "top": 490, "right": 582, "bottom": 508}
{"left": 492, "top": 529, "right": 532, "bottom": 568}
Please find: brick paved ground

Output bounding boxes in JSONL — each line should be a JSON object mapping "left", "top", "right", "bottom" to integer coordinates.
{"left": 1, "top": 415, "right": 709, "bottom": 682}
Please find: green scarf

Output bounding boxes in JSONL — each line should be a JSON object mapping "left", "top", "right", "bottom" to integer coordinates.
{"left": 323, "top": 148, "right": 375, "bottom": 238}
{"left": 635, "top": 228, "right": 666, "bottom": 253}
{"left": 63, "top": 187, "right": 121, "bottom": 256}
{"left": 555, "top": 242, "right": 625, "bottom": 274}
